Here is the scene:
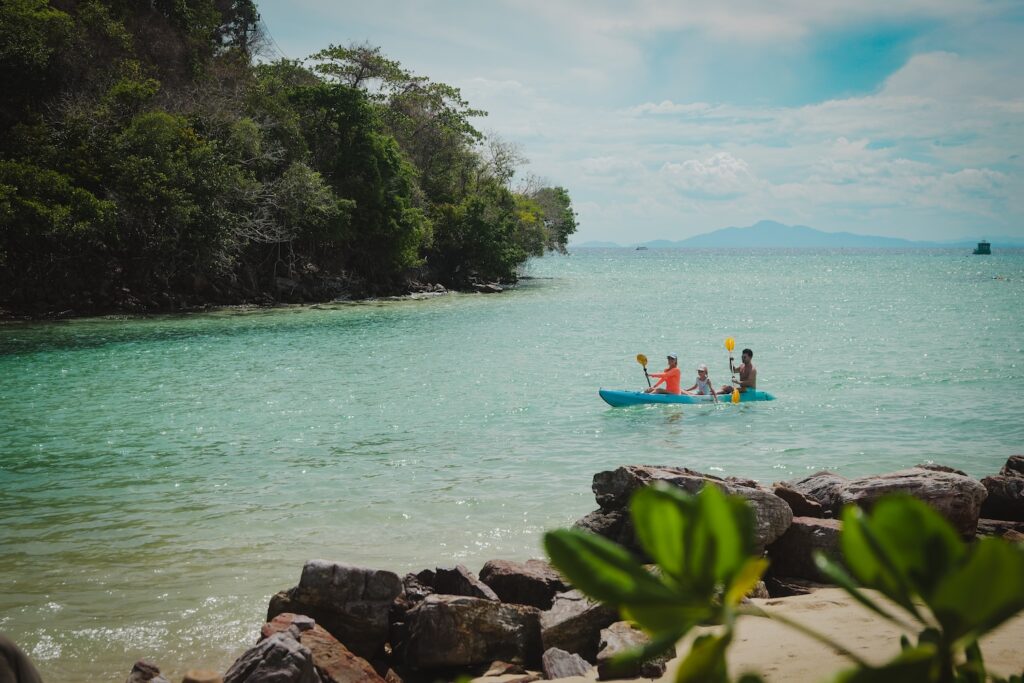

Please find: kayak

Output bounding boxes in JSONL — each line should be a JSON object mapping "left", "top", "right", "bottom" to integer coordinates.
{"left": 599, "top": 388, "right": 776, "bottom": 407}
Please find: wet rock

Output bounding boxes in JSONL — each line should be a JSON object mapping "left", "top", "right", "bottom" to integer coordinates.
{"left": 980, "top": 475, "right": 1024, "bottom": 522}
{"left": 125, "top": 660, "right": 170, "bottom": 683}
{"left": 542, "top": 648, "right": 593, "bottom": 679}
{"left": 767, "top": 517, "right": 843, "bottom": 583}
{"left": 268, "top": 561, "right": 403, "bottom": 660}
{"left": 398, "top": 595, "right": 541, "bottom": 669}
{"left": 585, "top": 465, "right": 793, "bottom": 551}
{"left": 785, "top": 472, "right": 849, "bottom": 514}
{"left": 262, "top": 613, "right": 385, "bottom": 683}
{"left": 596, "top": 621, "right": 672, "bottom": 680}
{"left": 434, "top": 565, "right": 499, "bottom": 601}
{"left": 773, "top": 483, "right": 824, "bottom": 518}
{"left": 223, "top": 631, "right": 322, "bottom": 683}
{"left": 840, "top": 467, "right": 987, "bottom": 537}
{"left": 572, "top": 508, "right": 635, "bottom": 549}
{"left": 540, "top": 590, "right": 619, "bottom": 662}
{"left": 479, "top": 559, "right": 569, "bottom": 610}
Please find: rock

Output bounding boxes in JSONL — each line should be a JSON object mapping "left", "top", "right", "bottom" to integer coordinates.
{"left": 434, "top": 565, "right": 499, "bottom": 601}
{"left": 125, "top": 661, "right": 170, "bottom": 683}
{"left": 542, "top": 648, "right": 593, "bottom": 679}
{"left": 1002, "top": 455, "right": 1024, "bottom": 478}
{"left": 540, "top": 590, "right": 619, "bottom": 662}
{"left": 766, "top": 517, "right": 843, "bottom": 583}
{"left": 224, "top": 631, "right": 322, "bottom": 683}
{"left": 400, "top": 573, "right": 433, "bottom": 603}
{"left": 785, "top": 472, "right": 850, "bottom": 514}
{"left": 596, "top": 621, "right": 672, "bottom": 680}
{"left": 772, "top": 483, "right": 824, "bottom": 518}
{"left": 482, "top": 661, "right": 528, "bottom": 676}
{"left": 182, "top": 671, "right": 223, "bottom": 683}
{"left": 473, "top": 283, "right": 503, "bottom": 293}
{"left": 840, "top": 467, "right": 987, "bottom": 537}
{"left": 479, "top": 559, "right": 569, "bottom": 610}
{"left": 976, "top": 518, "right": 1024, "bottom": 538}
{"left": 262, "top": 613, "right": 386, "bottom": 683}
{"left": 747, "top": 581, "right": 770, "bottom": 599}
{"left": 398, "top": 594, "right": 541, "bottom": 669}
{"left": 980, "top": 475, "right": 1024, "bottom": 522}
{"left": 585, "top": 465, "right": 793, "bottom": 551}
{"left": 1005, "top": 530, "right": 1024, "bottom": 543}
{"left": 917, "top": 463, "right": 968, "bottom": 476}
{"left": 267, "top": 561, "right": 403, "bottom": 660}
{"left": 572, "top": 508, "right": 635, "bottom": 549}
{"left": 763, "top": 576, "right": 831, "bottom": 598}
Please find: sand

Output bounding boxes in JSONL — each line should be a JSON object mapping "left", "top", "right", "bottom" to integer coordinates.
{"left": 476, "top": 588, "right": 1024, "bottom": 683}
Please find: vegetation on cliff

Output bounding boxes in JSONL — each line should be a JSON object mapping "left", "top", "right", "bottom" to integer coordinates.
{"left": 0, "top": 1, "right": 576, "bottom": 314}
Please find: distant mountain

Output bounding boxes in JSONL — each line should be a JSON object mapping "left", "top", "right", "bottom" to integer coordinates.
{"left": 626, "top": 222, "right": 1019, "bottom": 248}
{"left": 574, "top": 240, "right": 623, "bottom": 248}
{"left": 571, "top": 221, "right": 1024, "bottom": 249}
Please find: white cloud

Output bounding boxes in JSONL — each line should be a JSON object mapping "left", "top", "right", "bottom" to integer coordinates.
{"left": 661, "top": 153, "right": 761, "bottom": 198}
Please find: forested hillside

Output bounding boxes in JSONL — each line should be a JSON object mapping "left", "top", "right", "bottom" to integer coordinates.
{"left": 0, "top": 1, "right": 576, "bottom": 315}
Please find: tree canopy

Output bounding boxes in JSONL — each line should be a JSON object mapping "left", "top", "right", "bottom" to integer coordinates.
{"left": 0, "top": 1, "right": 576, "bottom": 314}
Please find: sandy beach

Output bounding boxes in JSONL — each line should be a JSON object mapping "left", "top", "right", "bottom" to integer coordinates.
{"left": 475, "top": 588, "right": 1024, "bottom": 683}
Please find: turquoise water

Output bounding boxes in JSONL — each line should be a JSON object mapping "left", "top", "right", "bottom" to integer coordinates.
{"left": 2, "top": 248, "right": 1022, "bottom": 681}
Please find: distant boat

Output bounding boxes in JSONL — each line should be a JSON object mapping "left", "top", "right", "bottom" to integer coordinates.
{"left": 973, "top": 240, "right": 991, "bottom": 255}
{"left": 635, "top": 246, "right": 648, "bottom": 251}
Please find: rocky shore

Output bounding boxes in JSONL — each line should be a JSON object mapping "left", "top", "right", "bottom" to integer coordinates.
{"left": 122, "top": 456, "right": 1023, "bottom": 683}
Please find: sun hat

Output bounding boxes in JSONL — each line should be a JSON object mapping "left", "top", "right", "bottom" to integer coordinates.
{"left": 667, "top": 353, "right": 678, "bottom": 360}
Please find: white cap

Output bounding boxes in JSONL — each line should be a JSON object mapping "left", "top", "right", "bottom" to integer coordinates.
{"left": 697, "top": 363, "right": 708, "bottom": 372}
{"left": 667, "top": 353, "right": 678, "bottom": 360}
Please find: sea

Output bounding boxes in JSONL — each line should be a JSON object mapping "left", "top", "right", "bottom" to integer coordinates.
{"left": 1, "top": 248, "right": 1022, "bottom": 681}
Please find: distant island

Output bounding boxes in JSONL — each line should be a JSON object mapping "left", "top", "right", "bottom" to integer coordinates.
{"left": 573, "top": 220, "right": 1024, "bottom": 249}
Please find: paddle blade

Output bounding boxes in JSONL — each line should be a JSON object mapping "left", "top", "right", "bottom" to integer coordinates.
{"left": 731, "top": 389, "right": 740, "bottom": 404}
{"left": 724, "top": 337, "right": 735, "bottom": 352}
{"left": 636, "top": 354, "right": 648, "bottom": 368}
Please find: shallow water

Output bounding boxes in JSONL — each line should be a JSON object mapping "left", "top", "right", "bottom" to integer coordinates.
{"left": 1, "top": 248, "right": 1022, "bottom": 681}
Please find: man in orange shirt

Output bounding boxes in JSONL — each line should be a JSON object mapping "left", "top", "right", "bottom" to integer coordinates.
{"left": 644, "top": 353, "right": 681, "bottom": 394}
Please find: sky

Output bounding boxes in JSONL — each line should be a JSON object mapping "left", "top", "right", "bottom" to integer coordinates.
{"left": 256, "top": 1, "right": 1024, "bottom": 244}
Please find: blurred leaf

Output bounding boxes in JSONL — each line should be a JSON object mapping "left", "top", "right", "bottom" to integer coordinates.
{"left": 622, "top": 601, "right": 714, "bottom": 634}
{"left": 599, "top": 630, "right": 679, "bottom": 679}
{"left": 544, "top": 529, "right": 675, "bottom": 605}
{"left": 929, "top": 536, "right": 1024, "bottom": 642}
{"left": 724, "top": 557, "right": 769, "bottom": 607}
{"left": 675, "top": 631, "right": 732, "bottom": 683}
{"left": 815, "top": 553, "right": 909, "bottom": 627}
{"left": 632, "top": 486, "right": 687, "bottom": 581}
{"left": 829, "top": 644, "right": 937, "bottom": 682}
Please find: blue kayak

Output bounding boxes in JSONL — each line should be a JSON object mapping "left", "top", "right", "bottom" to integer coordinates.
{"left": 599, "top": 388, "right": 776, "bottom": 407}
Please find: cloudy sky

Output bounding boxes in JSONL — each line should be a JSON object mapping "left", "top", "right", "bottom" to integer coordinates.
{"left": 257, "top": 1, "right": 1024, "bottom": 244}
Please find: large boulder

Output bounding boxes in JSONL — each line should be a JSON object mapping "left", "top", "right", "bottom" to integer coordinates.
{"left": 262, "top": 614, "right": 386, "bottom": 683}
{"left": 766, "top": 517, "right": 843, "bottom": 583}
{"left": 772, "top": 483, "right": 824, "bottom": 518}
{"left": 434, "top": 565, "right": 499, "bottom": 601}
{"left": 980, "top": 475, "right": 1024, "bottom": 521}
{"left": 1001, "top": 455, "right": 1024, "bottom": 478}
{"left": 596, "top": 621, "right": 672, "bottom": 680}
{"left": 540, "top": 590, "right": 619, "bottom": 662}
{"left": 541, "top": 648, "right": 593, "bottom": 679}
{"left": 785, "top": 472, "right": 849, "bottom": 514}
{"left": 224, "top": 631, "right": 322, "bottom": 683}
{"left": 267, "top": 561, "right": 403, "bottom": 659}
{"left": 839, "top": 467, "right": 987, "bottom": 537}
{"left": 479, "top": 559, "right": 569, "bottom": 610}
{"left": 585, "top": 465, "right": 793, "bottom": 551}
{"left": 397, "top": 595, "right": 541, "bottom": 669}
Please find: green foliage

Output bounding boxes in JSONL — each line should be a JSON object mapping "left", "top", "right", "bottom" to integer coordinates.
{"left": 546, "top": 485, "right": 1024, "bottom": 683}
{"left": 816, "top": 495, "right": 1024, "bottom": 682}
{"left": 545, "top": 484, "right": 768, "bottom": 683}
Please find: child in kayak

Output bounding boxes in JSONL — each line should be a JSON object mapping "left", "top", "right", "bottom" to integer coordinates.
{"left": 644, "top": 353, "right": 681, "bottom": 394}
{"left": 683, "top": 363, "right": 719, "bottom": 402}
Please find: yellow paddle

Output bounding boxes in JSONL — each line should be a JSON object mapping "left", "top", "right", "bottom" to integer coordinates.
{"left": 636, "top": 353, "right": 652, "bottom": 388}
{"left": 732, "top": 387, "right": 741, "bottom": 403}
{"left": 724, "top": 337, "right": 740, "bottom": 403}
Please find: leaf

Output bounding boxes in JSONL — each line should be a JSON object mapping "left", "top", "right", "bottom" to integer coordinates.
{"left": 543, "top": 529, "right": 675, "bottom": 605}
{"left": 622, "top": 601, "right": 714, "bottom": 634}
{"left": 929, "top": 536, "right": 1024, "bottom": 642}
{"left": 598, "top": 630, "right": 679, "bottom": 679}
{"left": 632, "top": 486, "right": 688, "bottom": 581}
{"left": 815, "top": 552, "right": 912, "bottom": 627}
{"left": 829, "top": 644, "right": 937, "bottom": 683}
{"left": 724, "top": 557, "right": 769, "bottom": 607}
{"left": 675, "top": 631, "right": 733, "bottom": 683}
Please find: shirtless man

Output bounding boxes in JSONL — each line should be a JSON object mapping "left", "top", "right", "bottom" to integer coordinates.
{"left": 719, "top": 348, "right": 756, "bottom": 394}
{"left": 644, "top": 353, "right": 682, "bottom": 394}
